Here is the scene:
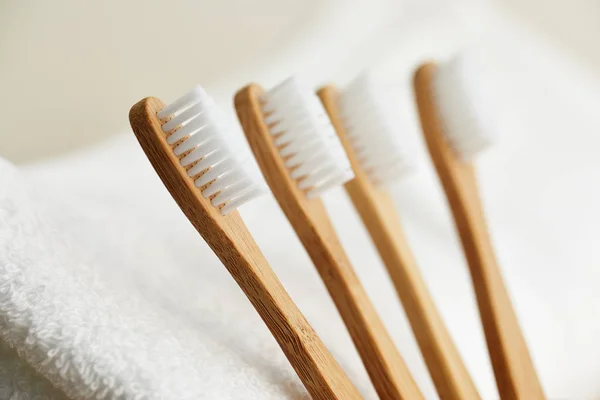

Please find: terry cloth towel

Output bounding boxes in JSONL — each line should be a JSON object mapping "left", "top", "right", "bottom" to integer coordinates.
{"left": 0, "top": 145, "right": 379, "bottom": 400}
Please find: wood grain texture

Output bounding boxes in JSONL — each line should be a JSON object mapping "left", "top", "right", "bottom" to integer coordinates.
{"left": 413, "top": 64, "right": 545, "bottom": 400}
{"left": 129, "top": 97, "right": 362, "bottom": 400}
{"left": 318, "top": 86, "right": 480, "bottom": 400}
{"left": 235, "top": 85, "right": 424, "bottom": 400}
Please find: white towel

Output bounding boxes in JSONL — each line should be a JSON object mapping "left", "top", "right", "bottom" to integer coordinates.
{"left": 0, "top": 157, "right": 211, "bottom": 399}
{"left": 0, "top": 145, "right": 380, "bottom": 400}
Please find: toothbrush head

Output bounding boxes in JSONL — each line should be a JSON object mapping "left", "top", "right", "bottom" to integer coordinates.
{"left": 260, "top": 76, "right": 354, "bottom": 198}
{"left": 155, "top": 86, "right": 266, "bottom": 215}
{"left": 431, "top": 49, "right": 498, "bottom": 161}
{"left": 338, "top": 72, "right": 416, "bottom": 185}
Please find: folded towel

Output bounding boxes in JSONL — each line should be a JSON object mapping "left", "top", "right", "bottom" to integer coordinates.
{"left": 0, "top": 159, "right": 214, "bottom": 399}
{"left": 0, "top": 146, "right": 382, "bottom": 399}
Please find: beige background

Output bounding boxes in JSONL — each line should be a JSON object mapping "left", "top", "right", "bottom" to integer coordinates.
{"left": 0, "top": 0, "right": 322, "bottom": 162}
{"left": 0, "top": 0, "right": 598, "bottom": 164}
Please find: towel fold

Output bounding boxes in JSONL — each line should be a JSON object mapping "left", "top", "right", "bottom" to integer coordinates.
{"left": 0, "top": 159, "right": 212, "bottom": 399}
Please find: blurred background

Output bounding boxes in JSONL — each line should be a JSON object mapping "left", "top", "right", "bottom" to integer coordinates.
{"left": 1, "top": 0, "right": 599, "bottom": 163}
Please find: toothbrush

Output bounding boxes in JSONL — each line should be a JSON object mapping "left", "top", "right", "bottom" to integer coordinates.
{"left": 128, "top": 87, "right": 363, "bottom": 400}
{"left": 235, "top": 77, "right": 424, "bottom": 400}
{"left": 317, "top": 74, "right": 480, "bottom": 400}
{"left": 413, "top": 55, "right": 545, "bottom": 399}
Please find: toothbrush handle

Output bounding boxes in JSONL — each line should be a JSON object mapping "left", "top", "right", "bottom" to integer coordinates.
{"left": 130, "top": 97, "right": 363, "bottom": 400}
{"left": 350, "top": 184, "right": 481, "bottom": 400}
{"left": 414, "top": 64, "right": 545, "bottom": 400}
{"left": 220, "top": 216, "right": 366, "bottom": 400}
{"left": 318, "top": 85, "right": 480, "bottom": 400}
{"left": 234, "top": 86, "right": 423, "bottom": 400}
{"left": 304, "top": 200, "right": 424, "bottom": 400}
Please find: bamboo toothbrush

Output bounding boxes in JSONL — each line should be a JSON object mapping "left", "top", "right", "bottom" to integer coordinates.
{"left": 413, "top": 53, "right": 545, "bottom": 399}
{"left": 128, "top": 86, "right": 363, "bottom": 400}
{"left": 317, "top": 74, "right": 480, "bottom": 400}
{"left": 235, "top": 77, "right": 424, "bottom": 400}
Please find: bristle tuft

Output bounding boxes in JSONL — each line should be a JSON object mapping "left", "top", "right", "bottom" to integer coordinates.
{"left": 339, "top": 73, "right": 415, "bottom": 185}
{"left": 432, "top": 49, "right": 497, "bottom": 160}
{"left": 261, "top": 76, "right": 354, "bottom": 198}
{"left": 158, "top": 86, "right": 265, "bottom": 214}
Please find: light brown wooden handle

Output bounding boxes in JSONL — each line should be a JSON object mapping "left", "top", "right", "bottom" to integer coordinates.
{"left": 129, "top": 97, "right": 363, "bottom": 400}
{"left": 318, "top": 85, "right": 480, "bottom": 399}
{"left": 234, "top": 85, "right": 423, "bottom": 400}
{"left": 348, "top": 183, "right": 480, "bottom": 400}
{"left": 413, "top": 64, "right": 545, "bottom": 400}
{"left": 306, "top": 201, "right": 424, "bottom": 400}
{"left": 218, "top": 229, "right": 365, "bottom": 400}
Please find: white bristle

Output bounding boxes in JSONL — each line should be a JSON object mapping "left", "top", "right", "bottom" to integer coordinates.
{"left": 158, "top": 85, "right": 266, "bottom": 215}
{"left": 261, "top": 76, "right": 354, "bottom": 198}
{"left": 432, "top": 49, "right": 498, "bottom": 161}
{"left": 339, "top": 73, "right": 416, "bottom": 185}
